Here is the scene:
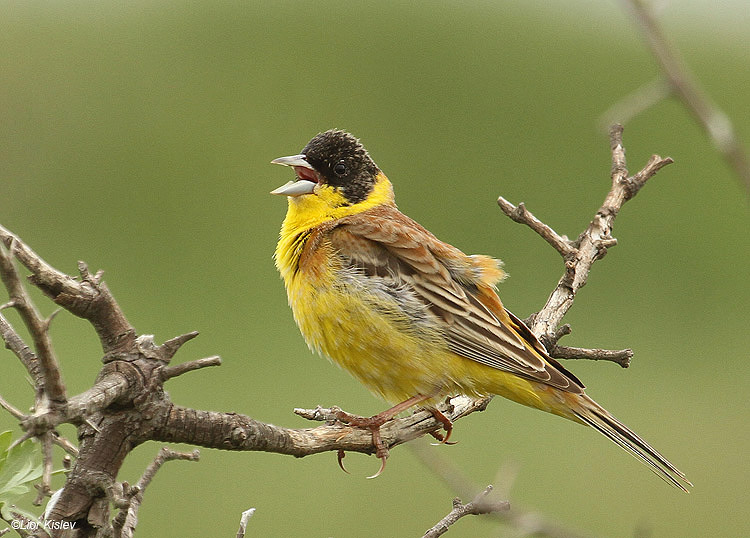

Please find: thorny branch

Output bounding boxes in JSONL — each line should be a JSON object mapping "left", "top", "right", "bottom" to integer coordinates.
{"left": 0, "top": 127, "right": 671, "bottom": 537}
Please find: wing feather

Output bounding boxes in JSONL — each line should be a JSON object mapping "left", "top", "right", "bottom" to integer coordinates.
{"left": 329, "top": 206, "right": 583, "bottom": 393}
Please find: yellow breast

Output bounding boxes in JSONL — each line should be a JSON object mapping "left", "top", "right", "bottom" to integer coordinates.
{"left": 273, "top": 174, "right": 447, "bottom": 401}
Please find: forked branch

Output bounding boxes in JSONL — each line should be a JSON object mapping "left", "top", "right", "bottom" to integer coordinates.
{"left": 498, "top": 124, "right": 673, "bottom": 365}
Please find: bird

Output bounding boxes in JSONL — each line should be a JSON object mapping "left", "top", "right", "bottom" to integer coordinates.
{"left": 270, "top": 129, "right": 691, "bottom": 490}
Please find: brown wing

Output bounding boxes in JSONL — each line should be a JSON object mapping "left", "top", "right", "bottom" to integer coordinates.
{"left": 329, "top": 205, "right": 583, "bottom": 393}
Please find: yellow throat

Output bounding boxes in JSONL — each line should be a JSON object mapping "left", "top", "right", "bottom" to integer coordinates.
{"left": 274, "top": 171, "right": 394, "bottom": 282}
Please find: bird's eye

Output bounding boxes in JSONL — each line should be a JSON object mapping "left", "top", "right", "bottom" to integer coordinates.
{"left": 333, "top": 161, "right": 347, "bottom": 176}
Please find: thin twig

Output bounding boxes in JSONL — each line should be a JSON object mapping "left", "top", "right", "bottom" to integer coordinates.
{"left": 137, "top": 447, "right": 200, "bottom": 492}
{"left": 619, "top": 0, "right": 750, "bottom": 194}
{"left": 422, "top": 486, "right": 509, "bottom": 538}
{"left": 599, "top": 76, "right": 672, "bottom": 131}
{"left": 540, "top": 323, "right": 633, "bottom": 367}
{"left": 51, "top": 432, "right": 79, "bottom": 458}
{"left": 0, "top": 394, "right": 25, "bottom": 420}
{"left": 114, "top": 447, "right": 200, "bottom": 538}
{"left": 236, "top": 508, "right": 256, "bottom": 538}
{"left": 158, "top": 331, "right": 200, "bottom": 362}
{"left": 8, "top": 431, "right": 34, "bottom": 452}
{"left": 629, "top": 154, "right": 674, "bottom": 194}
{"left": 550, "top": 345, "right": 632, "bottom": 368}
{"left": 409, "top": 442, "right": 590, "bottom": 538}
{"left": 496, "top": 199, "right": 574, "bottom": 257}
{"left": 33, "top": 433, "right": 55, "bottom": 505}
{"left": 0, "top": 312, "right": 44, "bottom": 395}
{"left": 160, "top": 356, "right": 222, "bottom": 381}
{"left": 0, "top": 240, "right": 66, "bottom": 405}
{"left": 0, "top": 393, "right": 80, "bottom": 461}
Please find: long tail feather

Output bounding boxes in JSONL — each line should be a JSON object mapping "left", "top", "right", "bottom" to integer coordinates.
{"left": 572, "top": 395, "right": 692, "bottom": 492}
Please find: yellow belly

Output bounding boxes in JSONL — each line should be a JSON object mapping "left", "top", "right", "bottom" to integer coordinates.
{"left": 286, "top": 270, "right": 444, "bottom": 403}
{"left": 285, "top": 269, "right": 573, "bottom": 418}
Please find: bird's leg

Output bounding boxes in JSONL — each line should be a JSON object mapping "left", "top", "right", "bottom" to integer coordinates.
{"left": 333, "top": 394, "right": 432, "bottom": 478}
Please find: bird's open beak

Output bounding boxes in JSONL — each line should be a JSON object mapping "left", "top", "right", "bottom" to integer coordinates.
{"left": 270, "top": 154, "right": 318, "bottom": 196}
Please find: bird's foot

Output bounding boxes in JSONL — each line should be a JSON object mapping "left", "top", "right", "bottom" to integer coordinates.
{"left": 332, "top": 406, "right": 391, "bottom": 478}
{"left": 332, "top": 394, "right": 431, "bottom": 479}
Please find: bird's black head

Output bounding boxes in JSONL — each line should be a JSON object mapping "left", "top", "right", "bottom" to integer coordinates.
{"left": 301, "top": 130, "right": 380, "bottom": 205}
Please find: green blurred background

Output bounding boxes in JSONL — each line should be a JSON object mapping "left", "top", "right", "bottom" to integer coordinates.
{"left": 2, "top": 1, "right": 749, "bottom": 536}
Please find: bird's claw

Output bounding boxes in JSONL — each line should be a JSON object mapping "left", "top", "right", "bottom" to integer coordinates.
{"left": 429, "top": 430, "right": 457, "bottom": 445}
{"left": 366, "top": 454, "right": 388, "bottom": 479}
{"left": 337, "top": 449, "right": 350, "bottom": 474}
{"left": 337, "top": 444, "right": 389, "bottom": 479}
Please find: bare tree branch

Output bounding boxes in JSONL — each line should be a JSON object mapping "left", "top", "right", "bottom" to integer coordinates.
{"left": 151, "top": 396, "right": 492, "bottom": 461}
{"left": 0, "top": 311, "right": 44, "bottom": 395}
{"left": 550, "top": 344, "right": 633, "bottom": 368}
{"left": 33, "top": 433, "right": 55, "bottom": 506}
{"left": 158, "top": 331, "right": 199, "bottom": 362}
{"left": 159, "top": 356, "right": 222, "bottom": 381}
{"left": 112, "top": 447, "right": 200, "bottom": 538}
{"left": 617, "top": 0, "right": 750, "bottom": 194}
{"left": 422, "top": 486, "right": 509, "bottom": 538}
{"left": 20, "top": 373, "right": 131, "bottom": 437}
{"left": 0, "top": 225, "right": 136, "bottom": 356}
{"left": 500, "top": 125, "right": 673, "bottom": 356}
{"left": 0, "top": 237, "right": 66, "bottom": 405}
{"left": 0, "top": 393, "right": 25, "bottom": 420}
{"left": 495, "top": 199, "right": 574, "bottom": 257}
